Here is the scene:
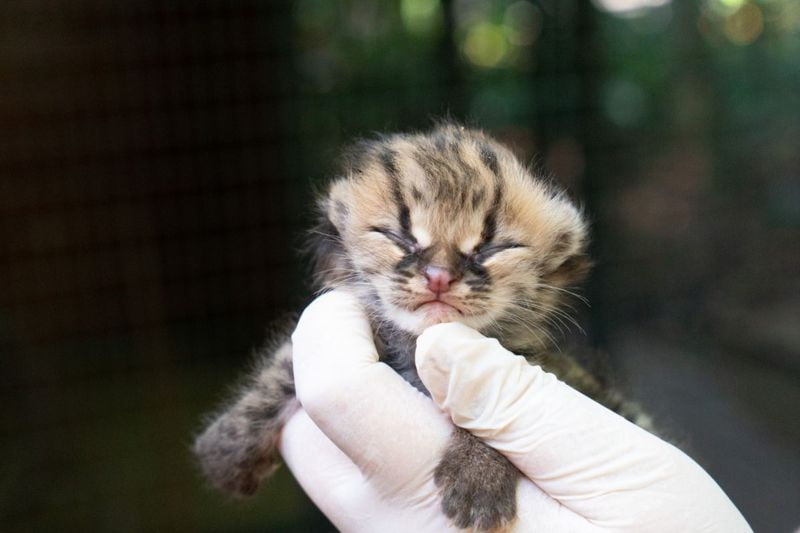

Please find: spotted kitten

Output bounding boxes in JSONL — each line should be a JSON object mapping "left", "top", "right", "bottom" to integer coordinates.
{"left": 193, "top": 124, "right": 648, "bottom": 531}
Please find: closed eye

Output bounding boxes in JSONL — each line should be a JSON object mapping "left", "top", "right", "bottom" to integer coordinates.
{"left": 370, "top": 226, "right": 418, "bottom": 253}
{"left": 473, "top": 242, "right": 525, "bottom": 263}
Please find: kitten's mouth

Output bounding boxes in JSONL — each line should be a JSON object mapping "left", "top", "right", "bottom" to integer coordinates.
{"left": 388, "top": 296, "right": 477, "bottom": 332}
{"left": 415, "top": 300, "right": 462, "bottom": 313}
{"left": 413, "top": 299, "right": 464, "bottom": 324}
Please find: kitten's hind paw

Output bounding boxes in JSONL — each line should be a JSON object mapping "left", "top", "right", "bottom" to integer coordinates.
{"left": 434, "top": 429, "right": 519, "bottom": 531}
{"left": 193, "top": 415, "right": 280, "bottom": 497}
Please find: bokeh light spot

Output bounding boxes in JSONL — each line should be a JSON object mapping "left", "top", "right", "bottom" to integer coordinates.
{"left": 774, "top": 2, "right": 800, "bottom": 33}
{"left": 401, "top": 0, "right": 443, "bottom": 36}
{"left": 463, "top": 22, "right": 509, "bottom": 68}
{"left": 592, "top": 0, "right": 671, "bottom": 17}
{"left": 724, "top": 2, "right": 763, "bottom": 45}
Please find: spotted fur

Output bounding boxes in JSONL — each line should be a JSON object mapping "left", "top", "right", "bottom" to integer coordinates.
{"left": 193, "top": 124, "right": 649, "bottom": 531}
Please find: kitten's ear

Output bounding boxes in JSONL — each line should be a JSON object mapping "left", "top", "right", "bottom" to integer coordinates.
{"left": 541, "top": 210, "right": 592, "bottom": 288}
{"left": 323, "top": 179, "right": 352, "bottom": 233}
{"left": 307, "top": 180, "right": 351, "bottom": 289}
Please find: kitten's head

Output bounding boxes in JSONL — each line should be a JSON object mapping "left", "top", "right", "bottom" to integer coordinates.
{"left": 310, "top": 124, "right": 589, "bottom": 348}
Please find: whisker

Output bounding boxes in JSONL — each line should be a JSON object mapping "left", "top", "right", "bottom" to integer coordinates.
{"left": 536, "top": 283, "right": 589, "bottom": 306}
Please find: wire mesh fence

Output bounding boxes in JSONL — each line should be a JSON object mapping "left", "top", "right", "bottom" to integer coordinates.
{"left": 1, "top": 1, "right": 798, "bottom": 531}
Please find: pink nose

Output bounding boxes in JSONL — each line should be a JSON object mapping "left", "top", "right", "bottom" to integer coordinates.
{"left": 424, "top": 266, "right": 455, "bottom": 294}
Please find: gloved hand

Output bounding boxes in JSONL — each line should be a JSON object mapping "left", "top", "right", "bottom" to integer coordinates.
{"left": 281, "top": 290, "right": 751, "bottom": 532}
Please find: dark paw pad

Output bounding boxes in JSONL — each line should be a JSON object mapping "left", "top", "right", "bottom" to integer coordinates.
{"left": 435, "top": 430, "right": 519, "bottom": 531}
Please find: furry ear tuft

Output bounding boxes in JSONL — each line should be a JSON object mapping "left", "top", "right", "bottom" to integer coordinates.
{"left": 306, "top": 181, "right": 351, "bottom": 290}
{"left": 540, "top": 206, "right": 592, "bottom": 288}
{"left": 306, "top": 212, "right": 344, "bottom": 290}
{"left": 542, "top": 252, "right": 593, "bottom": 288}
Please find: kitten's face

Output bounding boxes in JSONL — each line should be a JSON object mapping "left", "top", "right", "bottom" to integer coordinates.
{"left": 314, "top": 126, "right": 589, "bottom": 345}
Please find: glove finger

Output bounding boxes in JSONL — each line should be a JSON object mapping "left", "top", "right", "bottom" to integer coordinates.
{"left": 416, "top": 322, "right": 750, "bottom": 532}
{"left": 282, "top": 409, "right": 595, "bottom": 533}
{"left": 291, "top": 290, "right": 453, "bottom": 499}
{"left": 280, "top": 408, "right": 459, "bottom": 532}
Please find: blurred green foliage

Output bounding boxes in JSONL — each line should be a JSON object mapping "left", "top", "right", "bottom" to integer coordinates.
{"left": 1, "top": 0, "right": 797, "bottom": 531}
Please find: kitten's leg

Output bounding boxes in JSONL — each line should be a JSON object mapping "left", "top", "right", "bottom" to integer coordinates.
{"left": 435, "top": 428, "right": 520, "bottom": 531}
{"left": 193, "top": 340, "right": 297, "bottom": 497}
{"left": 537, "top": 352, "right": 655, "bottom": 432}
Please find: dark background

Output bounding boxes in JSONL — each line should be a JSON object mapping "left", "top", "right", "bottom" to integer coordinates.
{"left": 1, "top": 1, "right": 798, "bottom": 531}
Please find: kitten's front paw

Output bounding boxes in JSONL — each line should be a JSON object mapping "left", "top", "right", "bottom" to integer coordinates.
{"left": 193, "top": 415, "right": 279, "bottom": 497}
{"left": 434, "top": 429, "right": 519, "bottom": 531}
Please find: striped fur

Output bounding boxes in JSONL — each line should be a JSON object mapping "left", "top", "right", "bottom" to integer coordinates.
{"left": 193, "top": 124, "right": 648, "bottom": 531}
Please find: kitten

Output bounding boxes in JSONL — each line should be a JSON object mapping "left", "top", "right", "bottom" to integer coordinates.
{"left": 193, "top": 124, "right": 648, "bottom": 531}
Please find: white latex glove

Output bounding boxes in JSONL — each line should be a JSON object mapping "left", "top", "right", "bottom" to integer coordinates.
{"left": 282, "top": 290, "right": 751, "bottom": 532}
